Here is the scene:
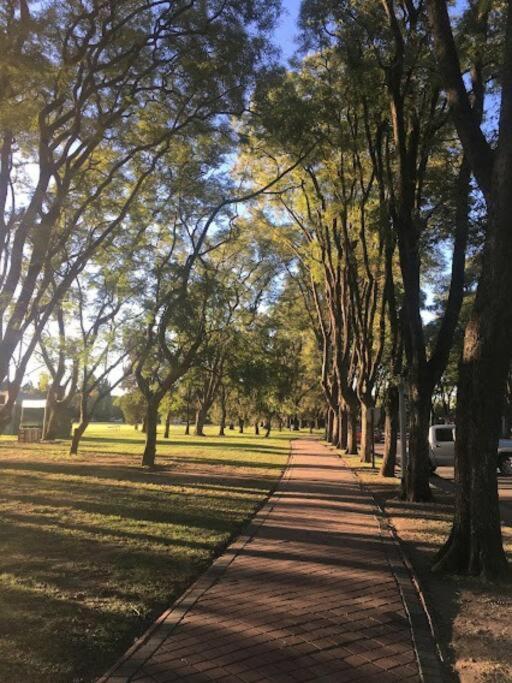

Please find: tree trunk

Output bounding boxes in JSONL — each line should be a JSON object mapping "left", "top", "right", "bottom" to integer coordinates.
{"left": 346, "top": 408, "right": 358, "bottom": 455}
{"left": 254, "top": 421, "right": 260, "bottom": 435}
{"left": 433, "top": 351, "right": 508, "bottom": 578}
{"left": 339, "top": 406, "right": 348, "bottom": 451}
{"left": 238, "top": 417, "right": 244, "bottom": 434}
{"left": 433, "top": 194, "right": 512, "bottom": 577}
{"left": 326, "top": 408, "right": 333, "bottom": 442}
{"left": 292, "top": 415, "right": 300, "bottom": 431}
{"left": 185, "top": 419, "right": 190, "bottom": 435}
{"left": 218, "top": 387, "right": 227, "bottom": 436}
{"left": 164, "top": 410, "right": 171, "bottom": 439}
{"left": 359, "top": 401, "right": 373, "bottom": 463}
{"left": 70, "top": 421, "right": 88, "bottom": 455}
{"left": 43, "top": 390, "right": 73, "bottom": 440}
{"left": 134, "top": 423, "right": 139, "bottom": 431}
{"left": 331, "top": 409, "right": 339, "bottom": 446}
{"left": 264, "top": 417, "right": 271, "bottom": 438}
{"left": 142, "top": 401, "right": 159, "bottom": 467}
{"left": 195, "top": 407, "right": 206, "bottom": 436}
{"left": 229, "top": 421, "right": 234, "bottom": 430}
{"left": 381, "top": 385, "right": 398, "bottom": 477}
{"left": 402, "top": 386, "right": 432, "bottom": 501}
{"left": 142, "top": 414, "right": 147, "bottom": 433}
{"left": 278, "top": 416, "right": 283, "bottom": 432}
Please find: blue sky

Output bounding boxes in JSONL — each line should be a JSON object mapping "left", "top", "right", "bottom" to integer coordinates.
{"left": 274, "top": 0, "right": 302, "bottom": 62}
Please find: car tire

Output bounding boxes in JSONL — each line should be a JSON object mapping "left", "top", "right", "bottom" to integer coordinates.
{"left": 499, "top": 454, "right": 512, "bottom": 476}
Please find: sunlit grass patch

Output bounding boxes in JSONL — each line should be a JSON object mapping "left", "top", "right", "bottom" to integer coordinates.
{"left": 0, "top": 423, "right": 291, "bottom": 682}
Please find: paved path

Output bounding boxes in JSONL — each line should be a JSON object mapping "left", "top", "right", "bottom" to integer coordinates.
{"left": 102, "top": 440, "right": 435, "bottom": 683}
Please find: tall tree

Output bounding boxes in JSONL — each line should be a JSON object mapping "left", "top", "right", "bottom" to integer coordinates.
{"left": 0, "top": 0, "right": 281, "bottom": 428}
{"left": 427, "top": 0, "right": 512, "bottom": 578}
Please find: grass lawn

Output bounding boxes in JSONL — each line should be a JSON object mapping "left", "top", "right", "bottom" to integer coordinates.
{"left": 338, "top": 446, "right": 512, "bottom": 683}
{"left": 0, "top": 423, "right": 293, "bottom": 682}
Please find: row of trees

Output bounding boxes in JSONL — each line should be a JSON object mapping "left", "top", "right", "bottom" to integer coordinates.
{"left": 0, "top": 0, "right": 322, "bottom": 462}
{"left": 233, "top": 0, "right": 511, "bottom": 579}
{"left": 2, "top": 0, "right": 511, "bottom": 580}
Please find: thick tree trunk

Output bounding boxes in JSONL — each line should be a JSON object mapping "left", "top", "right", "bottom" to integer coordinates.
{"left": 142, "top": 401, "right": 159, "bottom": 467}
{"left": 433, "top": 190, "right": 512, "bottom": 577}
{"left": 402, "top": 386, "right": 432, "bottom": 501}
{"left": 194, "top": 408, "right": 206, "bottom": 436}
{"left": 339, "top": 408, "right": 348, "bottom": 451}
{"left": 433, "top": 356, "right": 508, "bottom": 578}
{"left": 381, "top": 385, "right": 398, "bottom": 477}
{"left": 43, "top": 391, "right": 72, "bottom": 440}
{"left": 164, "top": 410, "right": 171, "bottom": 439}
{"left": 238, "top": 417, "right": 244, "bottom": 434}
{"left": 332, "top": 409, "right": 339, "bottom": 446}
{"left": 142, "top": 415, "right": 147, "bottom": 433}
{"left": 346, "top": 407, "right": 358, "bottom": 455}
{"left": 359, "top": 401, "right": 373, "bottom": 463}
{"left": 326, "top": 408, "right": 333, "bottom": 442}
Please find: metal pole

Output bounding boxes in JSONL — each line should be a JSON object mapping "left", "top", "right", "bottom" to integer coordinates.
{"left": 398, "top": 380, "right": 408, "bottom": 489}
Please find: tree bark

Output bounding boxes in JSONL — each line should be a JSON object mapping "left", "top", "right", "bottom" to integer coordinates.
{"left": 142, "top": 401, "right": 159, "bottom": 467}
{"left": 218, "top": 386, "right": 227, "bottom": 436}
{"left": 346, "top": 408, "right": 358, "bottom": 455}
{"left": 402, "top": 386, "right": 432, "bottom": 501}
{"left": 326, "top": 408, "right": 334, "bottom": 442}
{"left": 381, "top": 385, "right": 398, "bottom": 477}
{"left": 254, "top": 421, "right": 260, "bottom": 435}
{"left": 43, "top": 387, "right": 73, "bottom": 440}
{"left": 339, "top": 407, "right": 348, "bottom": 451}
{"left": 185, "top": 419, "right": 190, "bottom": 435}
{"left": 195, "top": 408, "right": 206, "bottom": 436}
{"left": 70, "top": 421, "right": 87, "bottom": 455}
{"left": 332, "top": 409, "right": 339, "bottom": 446}
{"left": 164, "top": 410, "right": 171, "bottom": 439}
{"left": 69, "top": 393, "right": 89, "bottom": 456}
{"left": 359, "top": 401, "right": 373, "bottom": 463}
{"left": 264, "top": 417, "right": 271, "bottom": 438}
{"left": 238, "top": 417, "right": 244, "bottom": 434}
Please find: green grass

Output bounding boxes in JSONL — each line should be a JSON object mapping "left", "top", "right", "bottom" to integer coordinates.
{"left": 0, "top": 423, "right": 293, "bottom": 682}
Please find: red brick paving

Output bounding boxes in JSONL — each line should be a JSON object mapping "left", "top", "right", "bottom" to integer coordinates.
{"left": 102, "top": 439, "right": 422, "bottom": 682}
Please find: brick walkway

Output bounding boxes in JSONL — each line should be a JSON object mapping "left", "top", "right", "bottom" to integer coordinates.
{"left": 102, "top": 439, "right": 433, "bottom": 683}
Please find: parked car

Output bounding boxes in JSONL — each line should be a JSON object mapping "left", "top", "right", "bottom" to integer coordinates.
{"left": 403, "top": 425, "right": 512, "bottom": 475}
{"left": 397, "top": 424, "right": 512, "bottom": 475}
